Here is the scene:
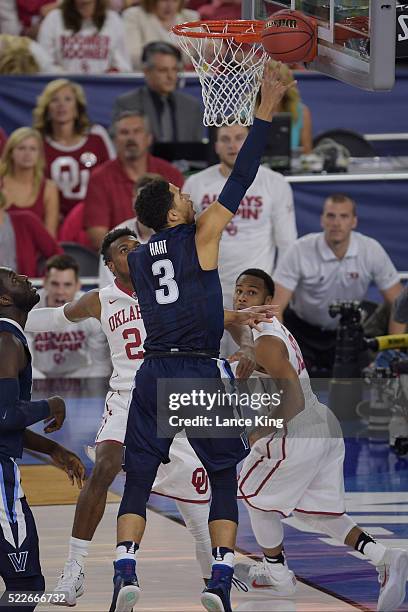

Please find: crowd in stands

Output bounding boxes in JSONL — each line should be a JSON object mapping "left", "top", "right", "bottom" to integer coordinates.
{"left": 0, "top": 0, "right": 248, "bottom": 74}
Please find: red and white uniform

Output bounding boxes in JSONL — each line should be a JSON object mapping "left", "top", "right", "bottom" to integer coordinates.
{"left": 27, "top": 289, "right": 111, "bottom": 379}
{"left": 97, "top": 280, "right": 210, "bottom": 503}
{"left": 44, "top": 124, "right": 115, "bottom": 217}
{"left": 238, "top": 318, "right": 345, "bottom": 516}
{"left": 37, "top": 8, "right": 131, "bottom": 74}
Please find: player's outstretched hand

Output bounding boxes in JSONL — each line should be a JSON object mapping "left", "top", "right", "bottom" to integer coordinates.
{"left": 44, "top": 396, "right": 66, "bottom": 433}
{"left": 50, "top": 445, "right": 86, "bottom": 489}
{"left": 232, "top": 305, "right": 279, "bottom": 331}
{"left": 257, "top": 61, "right": 297, "bottom": 120}
{"left": 229, "top": 345, "right": 256, "bottom": 379}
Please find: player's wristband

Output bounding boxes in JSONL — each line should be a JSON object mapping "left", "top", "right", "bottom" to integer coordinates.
{"left": 25, "top": 305, "right": 72, "bottom": 332}
{"left": 218, "top": 117, "right": 272, "bottom": 214}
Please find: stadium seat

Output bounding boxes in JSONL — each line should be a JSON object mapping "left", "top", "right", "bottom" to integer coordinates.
{"left": 60, "top": 242, "right": 99, "bottom": 277}
{"left": 313, "top": 129, "right": 376, "bottom": 157}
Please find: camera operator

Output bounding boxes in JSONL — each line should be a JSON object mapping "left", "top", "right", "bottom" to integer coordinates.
{"left": 273, "top": 194, "right": 402, "bottom": 375}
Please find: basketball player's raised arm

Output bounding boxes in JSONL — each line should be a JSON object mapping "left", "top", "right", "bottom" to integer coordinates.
{"left": 250, "top": 335, "right": 304, "bottom": 444}
{"left": 25, "top": 289, "right": 102, "bottom": 332}
{"left": 195, "top": 63, "right": 295, "bottom": 269}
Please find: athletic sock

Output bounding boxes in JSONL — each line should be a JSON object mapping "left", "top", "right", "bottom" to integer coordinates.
{"left": 68, "top": 536, "right": 89, "bottom": 565}
{"left": 264, "top": 551, "right": 286, "bottom": 565}
{"left": 354, "top": 532, "right": 386, "bottom": 565}
{"left": 116, "top": 541, "right": 139, "bottom": 562}
{"left": 212, "top": 546, "right": 234, "bottom": 569}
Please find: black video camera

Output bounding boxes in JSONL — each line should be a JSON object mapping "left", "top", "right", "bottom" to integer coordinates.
{"left": 329, "top": 301, "right": 366, "bottom": 378}
{"left": 329, "top": 300, "right": 362, "bottom": 325}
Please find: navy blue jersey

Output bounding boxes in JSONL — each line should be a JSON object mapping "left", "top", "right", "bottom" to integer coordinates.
{"left": 128, "top": 224, "right": 224, "bottom": 353}
{"left": 0, "top": 319, "right": 33, "bottom": 459}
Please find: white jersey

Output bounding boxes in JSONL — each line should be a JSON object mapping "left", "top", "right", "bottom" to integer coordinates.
{"left": 253, "top": 317, "right": 311, "bottom": 385}
{"left": 238, "top": 317, "right": 345, "bottom": 514}
{"left": 27, "top": 289, "right": 111, "bottom": 379}
{"left": 253, "top": 318, "right": 342, "bottom": 437}
{"left": 253, "top": 317, "right": 319, "bottom": 422}
{"left": 37, "top": 8, "right": 131, "bottom": 74}
{"left": 184, "top": 164, "right": 297, "bottom": 307}
{"left": 99, "top": 280, "right": 145, "bottom": 392}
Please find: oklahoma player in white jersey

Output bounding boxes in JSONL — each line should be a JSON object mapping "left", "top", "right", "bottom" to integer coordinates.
{"left": 231, "top": 269, "right": 408, "bottom": 612}
{"left": 25, "top": 230, "right": 276, "bottom": 606}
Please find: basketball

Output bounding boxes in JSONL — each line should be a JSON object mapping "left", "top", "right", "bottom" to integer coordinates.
{"left": 261, "top": 10, "right": 317, "bottom": 63}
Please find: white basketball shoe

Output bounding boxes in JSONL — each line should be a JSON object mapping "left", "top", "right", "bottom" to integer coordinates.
{"left": 234, "top": 559, "right": 297, "bottom": 596}
{"left": 377, "top": 548, "right": 408, "bottom": 611}
{"left": 54, "top": 559, "right": 85, "bottom": 606}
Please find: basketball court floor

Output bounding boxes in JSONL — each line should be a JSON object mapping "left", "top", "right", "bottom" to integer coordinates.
{"left": 7, "top": 380, "right": 408, "bottom": 612}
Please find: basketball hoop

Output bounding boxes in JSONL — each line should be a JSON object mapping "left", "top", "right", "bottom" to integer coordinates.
{"left": 172, "top": 20, "right": 268, "bottom": 127}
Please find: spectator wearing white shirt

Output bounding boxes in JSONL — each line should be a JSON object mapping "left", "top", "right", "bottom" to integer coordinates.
{"left": 122, "top": 0, "right": 198, "bottom": 70}
{"left": 38, "top": 0, "right": 131, "bottom": 74}
{"left": 183, "top": 124, "right": 297, "bottom": 356}
{"left": 273, "top": 193, "right": 403, "bottom": 375}
{"left": 26, "top": 254, "right": 111, "bottom": 379}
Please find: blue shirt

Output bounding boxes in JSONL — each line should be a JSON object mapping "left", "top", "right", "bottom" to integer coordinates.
{"left": 128, "top": 224, "right": 224, "bottom": 353}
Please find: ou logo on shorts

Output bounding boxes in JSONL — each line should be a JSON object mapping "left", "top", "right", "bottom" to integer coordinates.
{"left": 192, "top": 467, "right": 209, "bottom": 494}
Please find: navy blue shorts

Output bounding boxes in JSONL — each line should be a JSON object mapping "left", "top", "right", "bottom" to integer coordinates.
{"left": 0, "top": 458, "right": 42, "bottom": 584}
{"left": 124, "top": 356, "right": 249, "bottom": 474}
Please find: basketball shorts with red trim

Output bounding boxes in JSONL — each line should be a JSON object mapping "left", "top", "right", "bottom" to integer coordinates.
{"left": 238, "top": 403, "right": 346, "bottom": 516}
{"left": 94, "top": 390, "right": 210, "bottom": 503}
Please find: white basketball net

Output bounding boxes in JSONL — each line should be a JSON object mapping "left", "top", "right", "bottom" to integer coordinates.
{"left": 173, "top": 22, "right": 268, "bottom": 127}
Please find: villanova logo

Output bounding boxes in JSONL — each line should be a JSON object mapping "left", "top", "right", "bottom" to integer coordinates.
{"left": 8, "top": 551, "right": 28, "bottom": 572}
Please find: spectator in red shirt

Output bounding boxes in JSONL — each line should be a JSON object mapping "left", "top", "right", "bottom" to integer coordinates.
{"left": 83, "top": 111, "right": 184, "bottom": 251}
{"left": 0, "top": 126, "right": 59, "bottom": 237}
{"left": 0, "top": 190, "right": 62, "bottom": 277}
{"left": 33, "top": 78, "right": 115, "bottom": 218}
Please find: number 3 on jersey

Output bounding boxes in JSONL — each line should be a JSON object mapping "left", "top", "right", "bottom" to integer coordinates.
{"left": 152, "top": 259, "right": 179, "bottom": 305}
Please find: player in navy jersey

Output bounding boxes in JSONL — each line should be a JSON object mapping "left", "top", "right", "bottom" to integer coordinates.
{"left": 109, "top": 63, "right": 294, "bottom": 612}
{"left": 0, "top": 268, "right": 85, "bottom": 611}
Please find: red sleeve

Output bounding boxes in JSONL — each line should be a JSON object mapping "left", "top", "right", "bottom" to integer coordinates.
{"left": 83, "top": 165, "right": 111, "bottom": 229}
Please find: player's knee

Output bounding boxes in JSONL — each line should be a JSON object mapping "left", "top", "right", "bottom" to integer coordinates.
{"left": 208, "top": 466, "right": 238, "bottom": 494}
{"left": 208, "top": 467, "right": 238, "bottom": 523}
{"left": 118, "top": 469, "right": 157, "bottom": 519}
{"left": 91, "top": 456, "right": 121, "bottom": 487}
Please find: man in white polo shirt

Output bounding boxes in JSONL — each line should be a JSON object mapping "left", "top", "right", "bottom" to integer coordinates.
{"left": 183, "top": 124, "right": 297, "bottom": 356}
{"left": 273, "top": 193, "right": 402, "bottom": 374}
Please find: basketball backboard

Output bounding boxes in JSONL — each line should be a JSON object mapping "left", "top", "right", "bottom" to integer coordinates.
{"left": 241, "top": 0, "right": 396, "bottom": 90}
